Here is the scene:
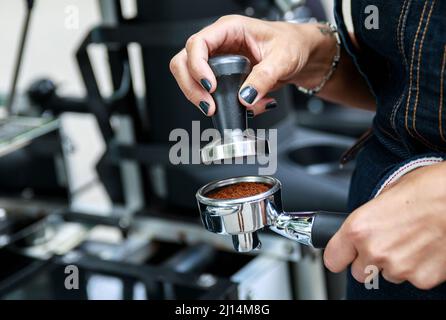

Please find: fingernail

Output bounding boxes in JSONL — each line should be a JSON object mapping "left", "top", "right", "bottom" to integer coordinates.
{"left": 247, "top": 110, "right": 255, "bottom": 118}
{"left": 198, "top": 101, "right": 210, "bottom": 115}
{"left": 200, "top": 78, "right": 212, "bottom": 92}
{"left": 239, "top": 86, "right": 258, "bottom": 104}
{"left": 265, "top": 101, "right": 278, "bottom": 110}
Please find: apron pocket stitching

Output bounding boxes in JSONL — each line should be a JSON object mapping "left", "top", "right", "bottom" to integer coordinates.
{"left": 397, "top": 0, "right": 412, "bottom": 68}
{"left": 412, "top": 0, "right": 437, "bottom": 147}
{"left": 404, "top": 0, "right": 429, "bottom": 139}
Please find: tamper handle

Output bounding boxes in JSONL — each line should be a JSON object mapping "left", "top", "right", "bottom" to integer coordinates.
{"left": 208, "top": 55, "right": 251, "bottom": 135}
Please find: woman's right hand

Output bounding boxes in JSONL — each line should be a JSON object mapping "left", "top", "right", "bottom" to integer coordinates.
{"left": 169, "top": 15, "right": 337, "bottom": 116}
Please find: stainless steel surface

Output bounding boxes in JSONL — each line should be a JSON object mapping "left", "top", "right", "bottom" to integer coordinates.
{"left": 232, "top": 232, "right": 261, "bottom": 252}
{"left": 134, "top": 216, "right": 301, "bottom": 262}
{"left": 0, "top": 117, "right": 59, "bottom": 157}
{"left": 196, "top": 176, "right": 322, "bottom": 252}
{"left": 201, "top": 130, "right": 268, "bottom": 163}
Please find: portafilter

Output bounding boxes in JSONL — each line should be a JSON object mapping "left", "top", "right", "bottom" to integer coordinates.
{"left": 196, "top": 176, "right": 349, "bottom": 252}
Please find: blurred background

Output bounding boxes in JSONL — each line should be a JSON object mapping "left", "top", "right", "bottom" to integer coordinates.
{"left": 0, "top": 0, "right": 374, "bottom": 300}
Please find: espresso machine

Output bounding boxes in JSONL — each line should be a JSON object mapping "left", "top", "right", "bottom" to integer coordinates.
{"left": 0, "top": 0, "right": 356, "bottom": 300}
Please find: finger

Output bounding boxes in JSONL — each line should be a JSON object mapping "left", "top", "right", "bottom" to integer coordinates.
{"left": 246, "top": 98, "right": 278, "bottom": 118}
{"left": 407, "top": 260, "right": 444, "bottom": 290}
{"left": 170, "top": 50, "right": 216, "bottom": 116}
{"left": 324, "top": 225, "right": 357, "bottom": 273}
{"left": 185, "top": 16, "right": 247, "bottom": 93}
{"left": 381, "top": 270, "right": 404, "bottom": 284}
{"left": 239, "top": 57, "right": 281, "bottom": 106}
{"left": 185, "top": 34, "right": 216, "bottom": 93}
{"left": 380, "top": 253, "right": 407, "bottom": 285}
{"left": 350, "top": 256, "right": 371, "bottom": 283}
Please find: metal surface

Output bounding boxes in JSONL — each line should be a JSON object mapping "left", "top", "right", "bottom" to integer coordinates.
{"left": 0, "top": 117, "right": 59, "bottom": 158}
{"left": 134, "top": 215, "right": 301, "bottom": 262}
{"left": 5, "top": 0, "right": 35, "bottom": 114}
{"left": 201, "top": 130, "right": 268, "bottom": 163}
{"left": 0, "top": 210, "right": 238, "bottom": 300}
{"left": 0, "top": 248, "right": 237, "bottom": 300}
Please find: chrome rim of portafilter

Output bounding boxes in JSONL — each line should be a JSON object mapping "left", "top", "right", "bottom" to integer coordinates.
{"left": 196, "top": 175, "right": 349, "bottom": 252}
{"left": 196, "top": 176, "right": 282, "bottom": 252}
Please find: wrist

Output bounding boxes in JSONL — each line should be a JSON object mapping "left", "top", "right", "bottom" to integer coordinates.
{"left": 292, "top": 23, "right": 339, "bottom": 90}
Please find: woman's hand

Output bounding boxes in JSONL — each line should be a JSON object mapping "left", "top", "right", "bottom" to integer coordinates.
{"left": 324, "top": 162, "right": 446, "bottom": 290}
{"left": 169, "top": 15, "right": 337, "bottom": 116}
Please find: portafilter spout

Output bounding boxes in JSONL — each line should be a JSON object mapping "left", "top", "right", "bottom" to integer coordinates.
{"left": 196, "top": 176, "right": 349, "bottom": 252}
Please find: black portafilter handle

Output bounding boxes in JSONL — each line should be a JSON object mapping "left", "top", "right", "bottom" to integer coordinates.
{"left": 208, "top": 55, "right": 251, "bottom": 135}
{"left": 311, "top": 211, "right": 349, "bottom": 248}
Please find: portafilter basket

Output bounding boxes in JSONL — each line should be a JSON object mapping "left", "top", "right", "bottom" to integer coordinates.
{"left": 196, "top": 176, "right": 349, "bottom": 252}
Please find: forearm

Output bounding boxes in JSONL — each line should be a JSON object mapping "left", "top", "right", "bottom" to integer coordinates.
{"left": 294, "top": 24, "right": 376, "bottom": 111}
{"left": 318, "top": 49, "right": 377, "bottom": 111}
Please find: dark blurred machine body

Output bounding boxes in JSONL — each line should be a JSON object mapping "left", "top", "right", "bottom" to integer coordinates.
{"left": 0, "top": 0, "right": 373, "bottom": 300}
{"left": 71, "top": 0, "right": 360, "bottom": 213}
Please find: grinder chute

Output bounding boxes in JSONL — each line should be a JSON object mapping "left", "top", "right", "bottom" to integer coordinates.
{"left": 201, "top": 55, "right": 269, "bottom": 163}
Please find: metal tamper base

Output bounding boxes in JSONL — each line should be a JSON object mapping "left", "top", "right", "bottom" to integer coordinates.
{"left": 200, "top": 55, "right": 269, "bottom": 163}
{"left": 200, "top": 129, "right": 269, "bottom": 163}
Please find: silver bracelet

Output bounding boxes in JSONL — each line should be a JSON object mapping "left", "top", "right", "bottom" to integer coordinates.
{"left": 296, "top": 22, "right": 341, "bottom": 96}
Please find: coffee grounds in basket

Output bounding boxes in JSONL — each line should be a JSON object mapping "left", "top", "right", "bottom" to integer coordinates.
{"left": 206, "top": 182, "right": 271, "bottom": 199}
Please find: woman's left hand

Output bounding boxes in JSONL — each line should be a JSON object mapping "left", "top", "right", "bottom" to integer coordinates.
{"left": 324, "top": 161, "right": 446, "bottom": 290}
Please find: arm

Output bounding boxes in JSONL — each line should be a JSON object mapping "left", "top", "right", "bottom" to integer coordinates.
{"left": 295, "top": 25, "right": 376, "bottom": 111}
{"left": 169, "top": 15, "right": 376, "bottom": 116}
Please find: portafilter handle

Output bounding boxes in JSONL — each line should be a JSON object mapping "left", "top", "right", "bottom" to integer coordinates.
{"left": 271, "top": 210, "right": 349, "bottom": 248}
{"left": 208, "top": 55, "right": 251, "bottom": 135}
{"left": 311, "top": 211, "right": 348, "bottom": 248}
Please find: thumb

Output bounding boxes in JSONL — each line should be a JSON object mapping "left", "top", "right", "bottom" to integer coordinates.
{"left": 238, "top": 58, "right": 280, "bottom": 107}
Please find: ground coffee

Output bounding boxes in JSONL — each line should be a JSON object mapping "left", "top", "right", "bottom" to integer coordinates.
{"left": 206, "top": 182, "right": 271, "bottom": 199}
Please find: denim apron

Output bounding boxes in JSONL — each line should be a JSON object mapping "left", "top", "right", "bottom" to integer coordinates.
{"left": 334, "top": 0, "right": 446, "bottom": 299}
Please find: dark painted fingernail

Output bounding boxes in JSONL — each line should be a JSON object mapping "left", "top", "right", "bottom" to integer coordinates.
{"left": 247, "top": 110, "right": 255, "bottom": 118}
{"left": 239, "top": 86, "right": 258, "bottom": 104}
{"left": 198, "top": 101, "right": 210, "bottom": 115}
{"left": 265, "top": 101, "right": 278, "bottom": 110}
{"left": 200, "top": 78, "right": 212, "bottom": 92}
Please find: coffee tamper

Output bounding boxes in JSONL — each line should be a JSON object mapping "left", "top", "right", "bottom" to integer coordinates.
{"left": 201, "top": 55, "right": 269, "bottom": 163}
